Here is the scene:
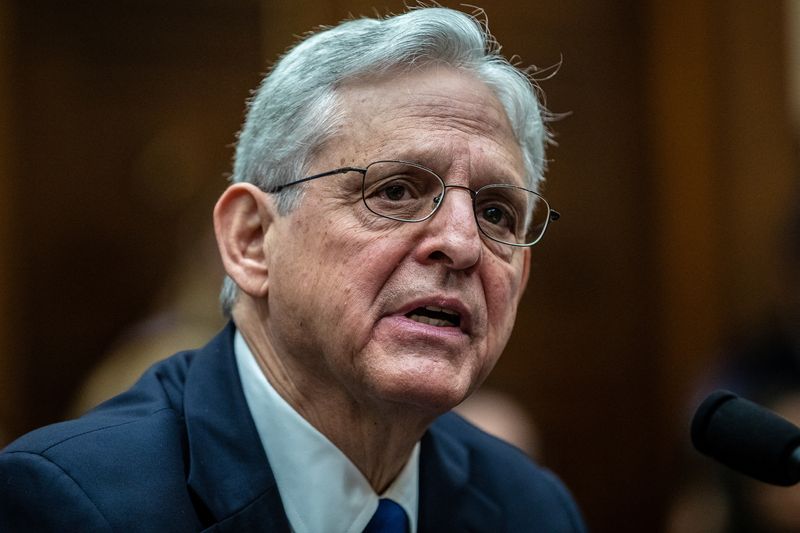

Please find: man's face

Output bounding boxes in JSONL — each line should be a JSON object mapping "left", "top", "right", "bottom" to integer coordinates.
{"left": 263, "top": 67, "right": 531, "bottom": 415}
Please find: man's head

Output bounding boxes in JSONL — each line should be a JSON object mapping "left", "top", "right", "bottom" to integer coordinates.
{"left": 214, "top": 7, "right": 552, "bottom": 416}
{"left": 219, "top": 7, "right": 550, "bottom": 313}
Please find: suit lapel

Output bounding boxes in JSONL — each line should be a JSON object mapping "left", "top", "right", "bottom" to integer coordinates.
{"left": 182, "top": 323, "right": 290, "bottom": 531}
{"left": 418, "top": 414, "right": 504, "bottom": 532}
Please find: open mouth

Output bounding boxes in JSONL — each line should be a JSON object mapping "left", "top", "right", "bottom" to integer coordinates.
{"left": 405, "top": 305, "right": 461, "bottom": 328}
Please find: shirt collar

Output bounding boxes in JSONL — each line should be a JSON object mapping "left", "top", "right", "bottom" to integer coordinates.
{"left": 234, "top": 329, "right": 419, "bottom": 533}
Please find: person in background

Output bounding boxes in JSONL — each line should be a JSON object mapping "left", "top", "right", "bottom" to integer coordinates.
{"left": 455, "top": 388, "right": 541, "bottom": 459}
{"left": 0, "top": 7, "right": 585, "bottom": 531}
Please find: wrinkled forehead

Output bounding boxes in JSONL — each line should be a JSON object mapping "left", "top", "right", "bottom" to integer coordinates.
{"left": 337, "top": 67, "right": 518, "bottom": 144}
{"left": 327, "top": 66, "right": 525, "bottom": 184}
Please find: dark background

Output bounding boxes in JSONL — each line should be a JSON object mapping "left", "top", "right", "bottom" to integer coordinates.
{"left": 1, "top": 1, "right": 797, "bottom": 531}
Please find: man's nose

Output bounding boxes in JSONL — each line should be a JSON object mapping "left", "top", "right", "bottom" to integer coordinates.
{"left": 415, "top": 186, "right": 482, "bottom": 270}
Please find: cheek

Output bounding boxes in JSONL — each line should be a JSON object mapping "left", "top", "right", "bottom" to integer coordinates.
{"left": 339, "top": 240, "right": 404, "bottom": 308}
{"left": 483, "top": 262, "right": 525, "bottom": 341}
{"left": 300, "top": 218, "right": 407, "bottom": 328}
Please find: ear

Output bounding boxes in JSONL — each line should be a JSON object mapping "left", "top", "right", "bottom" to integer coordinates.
{"left": 213, "top": 183, "right": 275, "bottom": 299}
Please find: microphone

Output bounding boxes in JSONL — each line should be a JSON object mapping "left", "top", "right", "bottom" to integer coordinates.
{"left": 690, "top": 389, "right": 800, "bottom": 486}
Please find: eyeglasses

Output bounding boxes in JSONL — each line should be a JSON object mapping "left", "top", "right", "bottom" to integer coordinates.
{"left": 265, "top": 160, "right": 560, "bottom": 247}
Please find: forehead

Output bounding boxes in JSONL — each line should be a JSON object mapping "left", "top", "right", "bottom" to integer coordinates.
{"left": 325, "top": 67, "right": 524, "bottom": 184}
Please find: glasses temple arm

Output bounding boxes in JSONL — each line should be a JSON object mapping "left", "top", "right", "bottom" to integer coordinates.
{"left": 264, "top": 167, "right": 365, "bottom": 193}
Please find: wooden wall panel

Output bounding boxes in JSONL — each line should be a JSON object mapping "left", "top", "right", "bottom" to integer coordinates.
{"left": 648, "top": 0, "right": 795, "bottom": 429}
{"left": 647, "top": 0, "right": 723, "bottom": 431}
{"left": 715, "top": 1, "right": 796, "bottom": 325}
{"left": 791, "top": 0, "right": 800, "bottom": 127}
{"left": 0, "top": 0, "right": 14, "bottom": 446}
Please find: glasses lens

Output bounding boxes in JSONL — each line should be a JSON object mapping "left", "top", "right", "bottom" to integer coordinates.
{"left": 362, "top": 161, "right": 443, "bottom": 222}
{"left": 474, "top": 185, "right": 550, "bottom": 245}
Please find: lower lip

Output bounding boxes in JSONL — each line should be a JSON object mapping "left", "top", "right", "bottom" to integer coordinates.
{"left": 377, "top": 315, "right": 469, "bottom": 340}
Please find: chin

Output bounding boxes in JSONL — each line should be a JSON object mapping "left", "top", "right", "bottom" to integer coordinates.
{"left": 358, "top": 342, "right": 490, "bottom": 414}
{"left": 371, "top": 368, "right": 476, "bottom": 415}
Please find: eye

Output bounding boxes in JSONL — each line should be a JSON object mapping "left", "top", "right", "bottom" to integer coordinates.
{"left": 378, "top": 181, "right": 413, "bottom": 202}
{"left": 474, "top": 185, "right": 533, "bottom": 243}
{"left": 481, "top": 206, "right": 507, "bottom": 226}
{"left": 365, "top": 174, "right": 431, "bottom": 203}
{"left": 479, "top": 202, "right": 517, "bottom": 230}
{"left": 362, "top": 162, "right": 442, "bottom": 221}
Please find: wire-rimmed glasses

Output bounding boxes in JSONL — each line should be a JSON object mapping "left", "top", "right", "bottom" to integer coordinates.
{"left": 266, "top": 160, "right": 560, "bottom": 247}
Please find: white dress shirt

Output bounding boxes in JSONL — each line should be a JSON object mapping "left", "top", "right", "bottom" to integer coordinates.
{"left": 234, "top": 330, "right": 419, "bottom": 533}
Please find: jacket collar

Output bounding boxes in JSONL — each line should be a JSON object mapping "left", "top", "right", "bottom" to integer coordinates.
{"left": 418, "top": 413, "right": 504, "bottom": 532}
{"left": 182, "top": 322, "right": 290, "bottom": 531}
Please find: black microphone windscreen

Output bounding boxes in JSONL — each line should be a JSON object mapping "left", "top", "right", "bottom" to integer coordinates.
{"left": 690, "top": 389, "right": 800, "bottom": 486}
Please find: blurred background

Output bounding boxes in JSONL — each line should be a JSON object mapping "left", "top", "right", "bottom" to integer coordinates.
{"left": 0, "top": 0, "right": 798, "bottom": 531}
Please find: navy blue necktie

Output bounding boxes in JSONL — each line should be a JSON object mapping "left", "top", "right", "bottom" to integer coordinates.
{"left": 362, "top": 498, "right": 409, "bottom": 533}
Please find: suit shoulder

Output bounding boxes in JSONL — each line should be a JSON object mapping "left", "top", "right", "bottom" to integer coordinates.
{"left": 0, "top": 350, "right": 204, "bottom": 531}
{"left": 0, "top": 450, "right": 113, "bottom": 531}
{"left": 1, "top": 382, "right": 190, "bottom": 497}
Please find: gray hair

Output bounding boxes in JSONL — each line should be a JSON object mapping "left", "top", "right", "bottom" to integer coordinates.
{"left": 220, "top": 6, "right": 551, "bottom": 315}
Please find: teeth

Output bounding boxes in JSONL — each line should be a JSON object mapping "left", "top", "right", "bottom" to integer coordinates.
{"left": 408, "top": 313, "right": 454, "bottom": 327}
{"left": 406, "top": 305, "right": 462, "bottom": 328}
{"left": 423, "top": 305, "right": 459, "bottom": 317}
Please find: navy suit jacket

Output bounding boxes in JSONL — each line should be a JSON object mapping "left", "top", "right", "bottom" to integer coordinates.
{"left": 0, "top": 323, "right": 586, "bottom": 532}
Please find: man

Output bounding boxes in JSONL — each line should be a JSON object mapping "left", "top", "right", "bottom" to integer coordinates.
{"left": 0, "top": 7, "right": 585, "bottom": 532}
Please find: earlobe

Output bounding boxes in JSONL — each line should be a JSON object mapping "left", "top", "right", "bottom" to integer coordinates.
{"left": 213, "top": 184, "right": 275, "bottom": 299}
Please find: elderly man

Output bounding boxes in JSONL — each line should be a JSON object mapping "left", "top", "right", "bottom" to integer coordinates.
{"left": 0, "top": 7, "right": 585, "bottom": 532}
